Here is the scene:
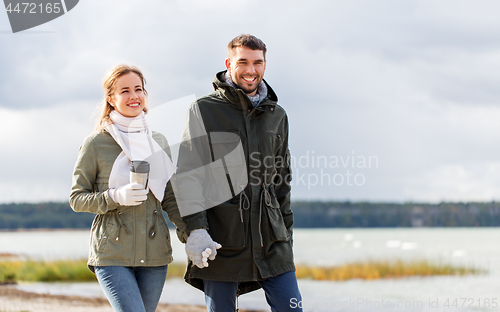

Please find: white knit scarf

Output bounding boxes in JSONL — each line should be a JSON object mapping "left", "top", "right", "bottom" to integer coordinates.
{"left": 105, "top": 111, "right": 175, "bottom": 202}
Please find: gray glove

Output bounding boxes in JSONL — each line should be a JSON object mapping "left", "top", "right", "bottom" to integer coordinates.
{"left": 185, "top": 229, "right": 222, "bottom": 269}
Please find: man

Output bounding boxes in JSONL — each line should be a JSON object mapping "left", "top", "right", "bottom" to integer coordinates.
{"left": 175, "top": 34, "right": 302, "bottom": 312}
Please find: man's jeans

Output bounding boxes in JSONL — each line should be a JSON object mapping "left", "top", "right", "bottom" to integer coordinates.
{"left": 95, "top": 265, "right": 167, "bottom": 312}
{"left": 204, "top": 271, "right": 303, "bottom": 312}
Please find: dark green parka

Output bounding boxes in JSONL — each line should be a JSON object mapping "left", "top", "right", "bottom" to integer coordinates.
{"left": 180, "top": 71, "right": 295, "bottom": 295}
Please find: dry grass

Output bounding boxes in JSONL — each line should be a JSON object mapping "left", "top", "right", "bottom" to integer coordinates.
{"left": 0, "top": 259, "right": 96, "bottom": 283}
{"left": 0, "top": 259, "right": 484, "bottom": 283}
{"left": 295, "top": 259, "right": 484, "bottom": 281}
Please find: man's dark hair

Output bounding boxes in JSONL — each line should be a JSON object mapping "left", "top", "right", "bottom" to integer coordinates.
{"left": 228, "top": 34, "right": 267, "bottom": 59}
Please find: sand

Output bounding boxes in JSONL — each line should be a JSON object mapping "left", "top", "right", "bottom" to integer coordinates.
{"left": 0, "top": 286, "right": 266, "bottom": 312}
{"left": 0, "top": 286, "right": 206, "bottom": 312}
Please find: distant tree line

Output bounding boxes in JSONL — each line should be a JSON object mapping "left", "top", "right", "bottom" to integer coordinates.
{"left": 0, "top": 202, "right": 95, "bottom": 229}
{"left": 292, "top": 201, "right": 500, "bottom": 227}
{"left": 1, "top": 201, "right": 500, "bottom": 230}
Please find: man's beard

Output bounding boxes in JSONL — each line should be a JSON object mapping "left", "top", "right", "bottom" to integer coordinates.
{"left": 235, "top": 77, "right": 262, "bottom": 95}
{"left": 237, "top": 84, "right": 258, "bottom": 95}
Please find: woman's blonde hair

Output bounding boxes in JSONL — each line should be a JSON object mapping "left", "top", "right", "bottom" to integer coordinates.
{"left": 94, "top": 64, "right": 148, "bottom": 132}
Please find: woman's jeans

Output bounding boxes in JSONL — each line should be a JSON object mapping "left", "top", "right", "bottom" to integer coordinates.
{"left": 95, "top": 265, "right": 168, "bottom": 312}
{"left": 204, "top": 271, "right": 303, "bottom": 312}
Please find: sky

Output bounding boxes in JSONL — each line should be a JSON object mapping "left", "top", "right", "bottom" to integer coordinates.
{"left": 1, "top": 0, "right": 500, "bottom": 204}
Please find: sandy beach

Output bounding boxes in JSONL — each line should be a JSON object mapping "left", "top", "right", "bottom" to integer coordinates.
{"left": 0, "top": 286, "right": 239, "bottom": 312}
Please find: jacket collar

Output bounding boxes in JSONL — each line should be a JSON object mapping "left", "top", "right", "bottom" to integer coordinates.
{"left": 212, "top": 70, "right": 278, "bottom": 114}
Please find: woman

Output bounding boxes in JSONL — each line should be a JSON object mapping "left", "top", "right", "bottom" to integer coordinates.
{"left": 70, "top": 65, "right": 187, "bottom": 312}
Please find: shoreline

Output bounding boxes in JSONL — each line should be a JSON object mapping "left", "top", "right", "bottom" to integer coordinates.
{"left": 0, "top": 228, "right": 88, "bottom": 233}
{"left": 0, "top": 286, "right": 264, "bottom": 312}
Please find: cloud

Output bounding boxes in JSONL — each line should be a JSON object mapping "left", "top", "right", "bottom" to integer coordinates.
{"left": 0, "top": 103, "right": 95, "bottom": 202}
{"left": 2, "top": 0, "right": 500, "bottom": 203}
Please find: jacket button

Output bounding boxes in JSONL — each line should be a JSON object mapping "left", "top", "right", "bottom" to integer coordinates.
{"left": 140, "top": 260, "right": 145, "bottom": 263}
{"left": 118, "top": 211, "right": 122, "bottom": 215}
{"left": 154, "top": 210, "right": 158, "bottom": 214}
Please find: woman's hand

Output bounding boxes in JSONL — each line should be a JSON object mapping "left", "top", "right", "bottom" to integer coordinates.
{"left": 109, "top": 183, "right": 148, "bottom": 206}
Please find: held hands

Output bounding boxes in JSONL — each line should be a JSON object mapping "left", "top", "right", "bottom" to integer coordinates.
{"left": 109, "top": 183, "right": 148, "bottom": 206}
{"left": 185, "top": 229, "right": 222, "bottom": 269}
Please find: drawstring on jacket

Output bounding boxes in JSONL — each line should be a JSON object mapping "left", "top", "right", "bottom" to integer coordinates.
{"left": 259, "top": 184, "right": 272, "bottom": 247}
{"left": 239, "top": 183, "right": 270, "bottom": 248}
{"left": 114, "top": 209, "right": 159, "bottom": 241}
{"left": 149, "top": 210, "right": 159, "bottom": 239}
{"left": 115, "top": 210, "right": 130, "bottom": 241}
{"left": 239, "top": 185, "right": 250, "bottom": 222}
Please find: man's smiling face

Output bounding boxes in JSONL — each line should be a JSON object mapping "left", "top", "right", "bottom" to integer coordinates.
{"left": 225, "top": 46, "right": 266, "bottom": 97}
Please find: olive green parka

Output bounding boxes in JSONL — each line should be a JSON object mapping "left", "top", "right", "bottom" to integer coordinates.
{"left": 69, "top": 130, "right": 188, "bottom": 272}
{"left": 180, "top": 71, "right": 294, "bottom": 295}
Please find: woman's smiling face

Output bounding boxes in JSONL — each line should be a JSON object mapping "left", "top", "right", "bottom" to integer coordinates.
{"left": 108, "top": 72, "right": 146, "bottom": 118}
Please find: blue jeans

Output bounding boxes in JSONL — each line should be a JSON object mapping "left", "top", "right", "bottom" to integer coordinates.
{"left": 95, "top": 265, "right": 168, "bottom": 312}
{"left": 204, "top": 271, "right": 302, "bottom": 312}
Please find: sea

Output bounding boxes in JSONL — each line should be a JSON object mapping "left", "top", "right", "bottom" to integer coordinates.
{"left": 1, "top": 228, "right": 499, "bottom": 312}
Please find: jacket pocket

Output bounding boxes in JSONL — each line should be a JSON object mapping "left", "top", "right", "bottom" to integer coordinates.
{"left": 95, "top": 212, "right": 131, "bottom": 258}
{"left": 96, "top": 223, "right": 116, "bottom": 253}
{"left": 91, "top": 214, "right": 117, "bottom": 254}
{"left": 265, "top": 129, "right": 284, "bottom": 153}
{"left": 207, "top": 198, "right": 246, "bottom": 250}
{"left": 264, "top": 185, "right": 290, "bottom": 242}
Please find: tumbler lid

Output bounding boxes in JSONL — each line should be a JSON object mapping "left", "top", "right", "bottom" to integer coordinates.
{"left": 130, "top": 160, "right": 150, "bottom": 173}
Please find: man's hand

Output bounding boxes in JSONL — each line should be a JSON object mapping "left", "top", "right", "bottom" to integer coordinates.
{"left": 185, "top": 229, "right": 222, "bottom": 268}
